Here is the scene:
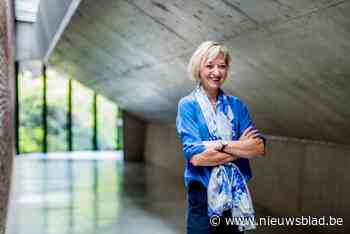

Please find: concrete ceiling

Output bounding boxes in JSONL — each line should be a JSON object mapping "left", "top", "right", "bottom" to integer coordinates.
{"left": 49, "top": 0, "right": 350, "bottom": 144}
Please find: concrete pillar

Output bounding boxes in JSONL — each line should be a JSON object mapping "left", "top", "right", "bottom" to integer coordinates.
{"left": 0, "top": 0, "right": 15, "bottom": 233}
{"left": 123, "top": 111, "right": 146, "bottom": 162}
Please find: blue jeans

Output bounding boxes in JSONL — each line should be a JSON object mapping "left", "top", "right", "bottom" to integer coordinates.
{"left": 186, "top": 181, "right": 243, "bottom": 234}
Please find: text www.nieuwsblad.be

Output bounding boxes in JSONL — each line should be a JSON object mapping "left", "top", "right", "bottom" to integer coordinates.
{"left": 209, "top": 215, "right": 344, "bottom": 227}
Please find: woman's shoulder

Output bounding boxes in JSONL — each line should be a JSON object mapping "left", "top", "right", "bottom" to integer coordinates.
{"left": 226, "top": 95, "right": 250, "bottom": 114}
{"left": 226, "top": 95, "right": 245, "bottom": 106}
{"left": 178, "top": 94, "right": 197, "bottom": 108}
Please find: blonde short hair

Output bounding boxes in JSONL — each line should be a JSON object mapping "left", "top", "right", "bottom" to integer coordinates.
{"left": 187, "top": 41, "right": 231, "bottom": 81}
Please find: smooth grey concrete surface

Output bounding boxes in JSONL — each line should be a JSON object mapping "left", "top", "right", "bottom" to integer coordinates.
{"left": 49, "top": 0, "right": 350, "bottom": 144}
{"left": 6, "top": 153, "right": 332, "bottom": 234}
{"left": 0, "top": 1, "right": 15, "bottom": 234}
{"left": 249, "top": 137, "right": 350, "bottom": 233}
{"left": 123, "top": 111, "right": 146, "bottom": 162}
{"left": 145, "top": 122, "right": 184, "bottom": 177}
{"left": 144, "top": 122, "right": 350, "bottom": 233}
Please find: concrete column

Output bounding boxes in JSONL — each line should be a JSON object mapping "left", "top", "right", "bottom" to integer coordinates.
{"left": 0, "top": 0, "right": 15, "bottom": 234}
{"left": 123, "top": 111, "right": 146, "bottom": 162}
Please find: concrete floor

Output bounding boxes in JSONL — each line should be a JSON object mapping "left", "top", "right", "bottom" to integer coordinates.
{"left": 6, "top": 152, "right": 326, "bottom": 234}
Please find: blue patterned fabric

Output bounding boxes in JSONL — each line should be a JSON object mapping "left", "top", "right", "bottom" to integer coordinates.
{"left": 176, "top": 86, "right": 266, "bottom": 183}
{"left": 176, "top": 91, "right": 257, "bottom": 189}
{"left": 193, "top": 85, "right": 256, "bottom": 231}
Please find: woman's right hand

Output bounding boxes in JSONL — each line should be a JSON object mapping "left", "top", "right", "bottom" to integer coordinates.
{"left": 203, "top": 141, "right": 222, "bottom": 151}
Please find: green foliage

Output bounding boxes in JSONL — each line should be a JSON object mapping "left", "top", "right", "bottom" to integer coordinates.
{"left": 47, "top": 100, "right": 69, "bottom": 152}
{"left": 19, "top": 75, "right": 122, "bottom": 153}
{"left": 19, "top": 92, "right": 44, "bottom": 153}
{"left": 19, "top": 127, "right": 43, "bottom": 153}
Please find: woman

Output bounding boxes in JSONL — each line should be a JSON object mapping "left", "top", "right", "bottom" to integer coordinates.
{"left": 176, "top": 41, "right": 266, "bottom": 234}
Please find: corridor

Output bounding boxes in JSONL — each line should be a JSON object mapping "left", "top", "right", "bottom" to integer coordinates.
{"left": 6, "top": 152, "right": 185, "bottom": 234}
{"left": 6, "top": 152, "right": 324, "bottom": 234}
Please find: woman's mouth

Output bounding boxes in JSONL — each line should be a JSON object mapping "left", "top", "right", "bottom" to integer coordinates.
{"left": 209, "top": 76, "right": 221, "bottom": 82}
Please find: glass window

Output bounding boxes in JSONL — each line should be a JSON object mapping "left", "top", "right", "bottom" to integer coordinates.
{"left": 116, "top": 108, "right": 123, "bottom": 150}
{"left": 97, "top": 95, "right": 117, "bottom": 150}
{"left": 47, "top": 68, "right": 68, "bottom": 152}
{"left": 72, "top": 81, "right": 93, "bottom": 150}
{"left": 18, "top": 64, "right": 122, "bottom": 153}
{"left": 18, "top": 67, "right": 44, "bottom": 153}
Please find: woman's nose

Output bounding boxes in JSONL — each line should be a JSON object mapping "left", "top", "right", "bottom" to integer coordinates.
{"left": 212, "top": 66, "right": 220, "bottom": 75}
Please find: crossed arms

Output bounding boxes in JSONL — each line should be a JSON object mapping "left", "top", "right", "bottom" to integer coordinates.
{"left": 190, "top": 127, "right": 265, "bottom": 167}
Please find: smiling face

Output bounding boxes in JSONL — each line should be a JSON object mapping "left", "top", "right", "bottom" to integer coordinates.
{"left": 199, "top": 52, "right": 228, "bottom": 92}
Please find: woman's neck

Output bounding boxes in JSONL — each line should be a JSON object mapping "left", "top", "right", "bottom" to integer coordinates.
{"left": 202, "top": 85, "right": 218, "bottom": 103}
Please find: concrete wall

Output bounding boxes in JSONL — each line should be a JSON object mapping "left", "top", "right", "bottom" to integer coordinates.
{"left": 0, "top": 1, "right": 15, "bottom": 234}
{"left": 144, "top": 122, "right": 350, "bottom": 232}
{"left": 249, "top": 137, "right": 350, "bottom": 232}
{"left": 123, "top": 111, "right": 146, "bottom": 162}
{"left": 144, "top": 122, "right": 184, "bottom": 177}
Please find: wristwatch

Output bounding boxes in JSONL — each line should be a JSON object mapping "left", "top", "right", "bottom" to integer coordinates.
{"left": 219, "top": 140, "right": 228, "bottom": 151}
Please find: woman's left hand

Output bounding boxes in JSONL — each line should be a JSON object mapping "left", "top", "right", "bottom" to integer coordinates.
{"left": 239, "top": 126, "right": 260, "bottom": 141}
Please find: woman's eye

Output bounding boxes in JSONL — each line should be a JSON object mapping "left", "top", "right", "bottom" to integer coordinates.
{"left": 206, "top": 65, "right": 214, "bottom": 69}
{"left": 219, "top": 65, "right": 227, "bottom": 69}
